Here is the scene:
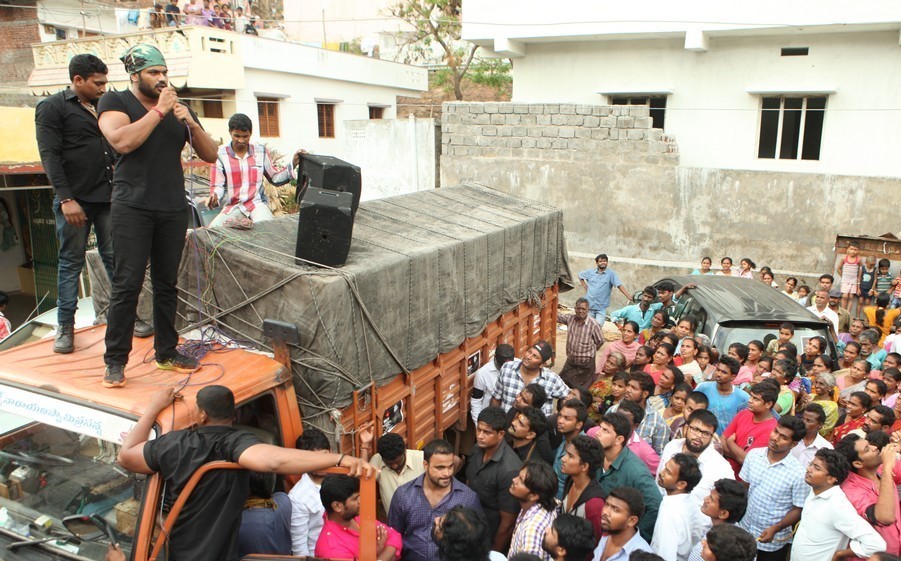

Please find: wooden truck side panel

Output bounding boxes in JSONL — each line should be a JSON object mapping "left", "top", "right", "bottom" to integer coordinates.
{"left": 337, "top": 286, "right": 559, "bottom": 453}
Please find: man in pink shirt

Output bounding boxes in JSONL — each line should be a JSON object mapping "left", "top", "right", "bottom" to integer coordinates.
{"left": 314, "top": 474, "right": 402, "bottom": 561}
{"left": 589, "top": 400, "right": 660, "bottom": 474}
{"left": 836, "top": 435, "right": 901, "bottom": 557}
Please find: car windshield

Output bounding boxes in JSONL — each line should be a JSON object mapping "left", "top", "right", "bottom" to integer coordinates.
{"left": 0, "top": 384, "right": 145, "bottom": 560}
{"left": 713, "top": 324, "right": 834, "bottom": 357}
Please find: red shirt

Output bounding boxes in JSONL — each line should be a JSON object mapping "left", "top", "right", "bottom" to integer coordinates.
{"left": 722, "top": 410, "right": 777, "bottom": 477}
{"left": 841, "top": 471, "right": 901, "bottom": 557}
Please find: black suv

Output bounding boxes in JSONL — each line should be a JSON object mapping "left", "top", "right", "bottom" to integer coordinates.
{"left": 654, "top": 275, "right": 838, "bottom": 356}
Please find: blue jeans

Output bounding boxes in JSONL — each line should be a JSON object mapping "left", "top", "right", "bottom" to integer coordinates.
{"left": 590, "top": 309, "right": 607, "bottom": 323}
{"left": 54, "top": 197, "right": 115, "bottom": 325}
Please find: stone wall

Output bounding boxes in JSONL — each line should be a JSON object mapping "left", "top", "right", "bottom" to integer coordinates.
{"left": 440, "top": 102, "right": 901, "bottom": 304}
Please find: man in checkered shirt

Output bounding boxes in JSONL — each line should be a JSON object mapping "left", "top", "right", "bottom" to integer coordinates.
{"left": 207, "top": 113, "right": 303, "bottom": 229}
{"left": 491, "top": 340, "right": 570, "bottom": 417}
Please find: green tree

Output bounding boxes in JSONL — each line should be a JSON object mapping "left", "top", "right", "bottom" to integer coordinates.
{"left": 388, "top": 0, "right": 477, "bottom": 101}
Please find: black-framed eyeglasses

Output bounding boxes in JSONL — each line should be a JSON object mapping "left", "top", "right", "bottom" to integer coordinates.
{"left": 687, "top": 425, "right": 714, "bottom": 439}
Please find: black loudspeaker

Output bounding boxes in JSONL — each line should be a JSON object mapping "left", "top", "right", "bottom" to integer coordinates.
{"left": 295, "top": 189, "right": 354, "bottom": 267}
{"left": 297, "top": 155, "right": 362, "bottom": 216}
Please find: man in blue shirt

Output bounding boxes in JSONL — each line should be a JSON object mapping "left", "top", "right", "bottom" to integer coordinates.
{"left": 579, "top": 254, "right": 631, "bottom": 323}
{"left": 609, "top": 287, "right": 664, "bottom": 332}
{"left": 695, "top": 357, "right": 750, "bottom": 436}
{"left": 389, "top": 439, "right": 482, "bottom": 561}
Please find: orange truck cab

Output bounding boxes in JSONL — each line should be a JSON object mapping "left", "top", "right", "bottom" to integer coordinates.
{"left": 0, "top": 326, "right": 376, "bottom": 561}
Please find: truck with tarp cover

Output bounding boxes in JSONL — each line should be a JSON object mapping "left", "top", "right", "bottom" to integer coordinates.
{"left": 88, "top": 182, "right": 573, "bottom": 451}
{"left": 0, "top": 183, "right": 571, "bottom": 561}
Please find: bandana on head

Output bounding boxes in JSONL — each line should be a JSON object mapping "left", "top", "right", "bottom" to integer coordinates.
{"left": 120, "top": 44, "right": 167, "bottom": 75}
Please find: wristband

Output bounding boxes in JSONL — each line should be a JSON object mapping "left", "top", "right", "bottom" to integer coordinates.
{"left": 151, "top": 107, "right": 165, "bottom": 120}
{"left": 336, "top": 454, "right": 345, "bottom": 467}
{"left": 60, "top": 198, "right": 74, "bottom": 204}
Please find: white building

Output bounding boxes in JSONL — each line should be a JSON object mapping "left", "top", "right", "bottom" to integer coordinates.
{"left": 28, "top": 26, "right": 428, "bottom": 159}
{"left": 462, "top": 0, "right": 901, "bottom": 178}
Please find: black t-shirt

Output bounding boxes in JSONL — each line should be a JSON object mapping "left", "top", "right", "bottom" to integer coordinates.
{"left": 164, "top": 3, "right": 180, "bottom": 23}
{"left": 98, "top": 89, "right": 199, "bottom": 212}
{"left": 463, "top": 440, "right": 522, "bottom": 540}
{"left": 144, "top": 426, "right": 261, "bottom": 561}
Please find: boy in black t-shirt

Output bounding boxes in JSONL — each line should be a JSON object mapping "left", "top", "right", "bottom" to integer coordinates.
{"left": 97, "top": 44, "right": 219, "bottom": 388}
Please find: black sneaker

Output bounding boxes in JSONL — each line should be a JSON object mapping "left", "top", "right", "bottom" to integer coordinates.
{"left": 53, "top": 324, "right": 74, "bottom": 354}
{"left": 103, "top": 364, "right": 126, "bottom": 388}
{"left": 156, "top": 353, "right": 199, "bottom": 373}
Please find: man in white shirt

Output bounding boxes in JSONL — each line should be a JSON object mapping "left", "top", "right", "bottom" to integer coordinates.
{"left": 807, "top": 288, "right": 839, "bottom": 337}
{"left": 287, "top": 428, "right": 330, "bottom": 556}
{"left": 657, "top": 409, "right": 734, "bottom": 507}
{"left": 652, "top": 454, "right": 705, "bottom": 561}
{"left": 471, "top": 344, "right": 515, "bottom": 424}
{"left": 791, "top": 448, "right": 886, "bottom": 560}
{"left": 791, "top": 403, "right": 833, "bottom": 468}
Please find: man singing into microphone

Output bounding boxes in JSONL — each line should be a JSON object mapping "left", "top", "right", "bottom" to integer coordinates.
{"left": 97, "top": 44, "right": 218, "bottom": 389}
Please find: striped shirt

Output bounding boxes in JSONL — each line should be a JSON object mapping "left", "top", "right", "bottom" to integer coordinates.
{"left": 557, "top": 313, "right": 604, "bottom": 363}
{"left": 492, "top": 360, "right": 570, "bottom": 417}
{"left": 509, "top": 503, "right": 557, "bottom": 561}
{"left": 210, "top": 143, "right": 295, "bottom": 215}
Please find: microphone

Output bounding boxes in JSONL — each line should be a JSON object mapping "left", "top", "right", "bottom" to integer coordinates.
{"left": 176, "top": 101, "right": 189, "bottom": 125}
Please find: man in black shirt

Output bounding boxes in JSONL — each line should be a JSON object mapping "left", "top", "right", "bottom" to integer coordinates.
{"left": 97, "top": 44, "right": 219, "bottom": 388}
{"left": 35, "top": 55, "right": 115, "bottom": 354}
{"left": 465, "top": 405, "right": 523, "bottom": 553}
{"left": 164, "top": 0, "right": 181, "bottom": 26}
{"left": 35, "top": 54, "right": 154, "bottom": 355}
{"left": 117, "top": 385, "right": 374, "bottom": 561}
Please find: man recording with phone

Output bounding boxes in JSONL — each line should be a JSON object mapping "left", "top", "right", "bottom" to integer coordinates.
{"left": 97, "top": 44, "right": 218, "bottom": 389}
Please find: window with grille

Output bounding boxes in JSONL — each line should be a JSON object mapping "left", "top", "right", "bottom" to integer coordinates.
{"left": 257, "top": 97, "right": 280, "bottom": 137}
{"left": 369, "top": 106, "right": 384, "bottom": 120}
{"left": 317, "top": 103, "right": 335, "bottom": 138}
{"left": 757, "top": 96, "right": 826, "bottom": 160}
{"left": 610, "top": 96, "right": 667, "bottom": 129}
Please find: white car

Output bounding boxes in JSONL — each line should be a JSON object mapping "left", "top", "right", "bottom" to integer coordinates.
{"left": 0, "top": 297, "right": 95, "bottom": 352}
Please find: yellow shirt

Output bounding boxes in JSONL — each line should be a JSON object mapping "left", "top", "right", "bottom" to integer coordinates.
{"left": 370, "top": 448, "right": 425, "bottom": 514}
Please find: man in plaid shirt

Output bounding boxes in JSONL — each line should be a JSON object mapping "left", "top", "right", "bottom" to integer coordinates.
{"left": 557, "top": 297, "right": 604, "bottom": 389}
{"left": 491, "top": 340, "right": 570, "bottom": 417}
{"left": 508, "top": 461, "right": 558, "bottom": 561}
{"left": 207, "top": 113, "right": 302, "bottom": 229}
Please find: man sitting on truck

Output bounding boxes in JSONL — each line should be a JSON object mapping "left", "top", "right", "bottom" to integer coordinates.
{"left": 117, "top": 385, "right": 374, "bottom": 561}
{"left": 491, "top": 340, "right": 570, "bottom": 417}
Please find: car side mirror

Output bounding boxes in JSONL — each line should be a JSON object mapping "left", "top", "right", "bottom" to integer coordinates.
{"left": 62, "top": 514, "right": 118, "bottom": 547}
{"left": 631, "top": 290, "right": 643, "bottom": 303}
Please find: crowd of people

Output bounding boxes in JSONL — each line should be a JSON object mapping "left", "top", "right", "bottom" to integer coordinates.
{"left": 150, "top": 0, "right": 259, "bottom": 34}
{"left": 123, "top": 304, "right": 901, "bottom": 561}
{"left": 23, "top": 32, "right": 901, "bottom": 561}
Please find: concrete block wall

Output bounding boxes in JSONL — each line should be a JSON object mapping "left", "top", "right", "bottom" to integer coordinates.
{"left": 440, "top": 101, "right": 901, "bottom": 306}
{"left": 441, "top": 102, "right": 678, "bottom": 163}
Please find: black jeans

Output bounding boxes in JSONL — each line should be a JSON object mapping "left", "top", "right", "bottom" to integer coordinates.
{"left": 756, "top": 544, "right": 790, "bottom": 561}
{"left": 104, "top": 203, "right": 187, "bottom": 366}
